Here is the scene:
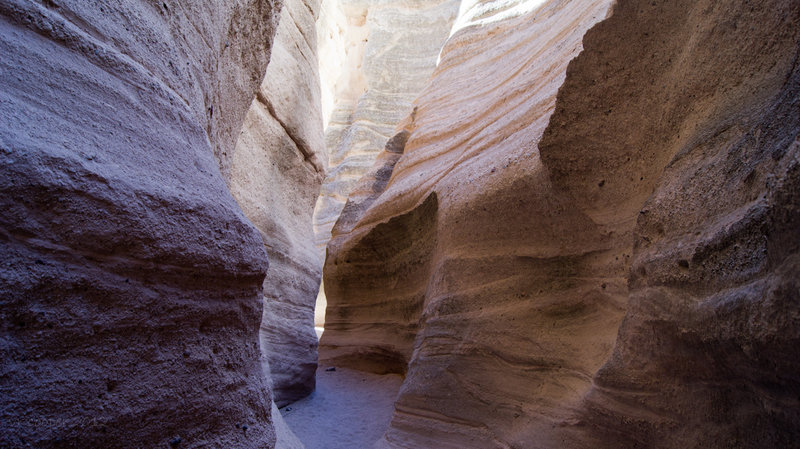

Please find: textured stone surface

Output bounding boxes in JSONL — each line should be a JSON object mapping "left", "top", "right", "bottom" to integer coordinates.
{"left": 312, "top": 0, "right": 460, "bottom": 255}
{"left": 312, "top": 0, "right": 459, "bottom": 329}
{"left": 541, "top": 1, "right": 800, "bottom": 447}
{"left": 322, "top": 0, "right": 800, "bottom": 447}
{"left": 324, "top": 1, "right": 621, "bottom": 447}
{"left": 230, "top": 0, "right": 326, "bottom": 407}
{"left": 0, "top": 0, "right": 281, "bottom": 447}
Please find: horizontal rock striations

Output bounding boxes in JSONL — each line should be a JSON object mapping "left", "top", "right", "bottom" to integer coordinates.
{"left": 312, "top": 0, "right": 460, "bottom": 255}
{"left": 324, "top": 0, "right": 622, "bottom": 447}
{"left": 312, "top": 0, "right": 460, "bottom": 329}
{"left": 323, "top": 0, "right": 800, "bottom": 447}
{"left": 230, "top": 0, "right": 326, "bottom": 407}
{"left": 0, "top": 0, "right": 281, "bottom": 447}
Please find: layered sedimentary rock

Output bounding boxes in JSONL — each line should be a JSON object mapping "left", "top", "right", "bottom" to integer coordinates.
{"left": 323, "top": 0, "right": 800, "bottom": 447}
{"left": 0, "top": 0, "right": 281, "bottom": 447}
{"left": 324, "top": 1, "right": 623, "bottom": 446}
{"left": 312, "top": 0, "right": 460, "bottom": 254}
{"left": 230, "top": 0, "right": 326, "bottom": 407}
{"left": 312, "top": 0, "right": 460, "bottom": 328}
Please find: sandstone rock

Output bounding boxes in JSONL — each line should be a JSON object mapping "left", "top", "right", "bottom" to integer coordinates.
{"left": 230, "top": 0, "right": 326, "bottom": 407}
{"left": 323, "top": 0, "right": 800, "bottom": 447}
{"left": 323, "top": 1, "right": 622, "bottom": 447}
{"left": 539, "top": 1, "right": 800, "bottom": 447}
{"left": 312, "top": 0, "right": 460, "bottom": 255}
{"left": 0, "top": 0, "right": 281, "bottom": 447}
{"left": 312, "top": 0, "right": 460, "bottom": 329}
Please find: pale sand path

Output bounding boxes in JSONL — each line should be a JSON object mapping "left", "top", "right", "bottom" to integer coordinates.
{"left": 281, "top": 365, "right": 403, "bottom": 449}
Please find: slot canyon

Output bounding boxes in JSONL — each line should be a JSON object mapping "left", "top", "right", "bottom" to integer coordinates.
{"left": 1, "top": 0, "right": 798, "bottom": 448}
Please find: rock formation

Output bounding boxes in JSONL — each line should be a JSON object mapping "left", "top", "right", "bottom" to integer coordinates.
{"left": 2, "top": 0, "right": 798, "bottom": 446}
{"left": 230, "top": 0, "right": 326, "bottom": 407}
{"left": 312, "top": 0, "right": 460, "bottom": 254}
{"left": 324, "top": 0, "right": 623, "bottom": 445}
{"left": 312, "top": 0, "right": 460, "bottom": 328}
{"left": 543, "top": 1, "right": 800, "bottom": 447}
{"left": 0, "top": 0, "right": 282, "bottom": 447}
{"left": 322, "top": 0, "right": 800, "bottom": 448}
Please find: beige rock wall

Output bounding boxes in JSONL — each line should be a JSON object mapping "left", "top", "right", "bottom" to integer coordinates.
{"left": 324, "top": 1, "right": 621, "bottom": 446}
{"left": 312, "top": 0, "right": 460, "bottom": 255}
{"left": 312, "top": 0, "right": 460, "bottom": 329}
{"left": 230, "top": 0, "right": 326, "bottom": 408}
{"left": 541, "top": 1, "right": 800, "bottom": 447}
{"left": 0, "top": 0, "right": 281, "bottom": 447}
{"left": 323, "top": 0, "right": 800, "bottom": 447}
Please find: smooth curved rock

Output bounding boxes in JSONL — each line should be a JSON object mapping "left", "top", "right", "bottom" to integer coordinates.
{"left": 312, "top": 0, "right": 460, "bottom": 255}
{"left": 323, "top": 0, "right": 800, "bottom": 447}
{"left": 324, "top": 1, "right": 621, "bottom": 447}
{"left": 231, "top": 0, "right": 326, "bottom": 407}
{"left": 0, "top": 0, "right": 281, "bottom": 447}
{"left": 311, "top": 0, "right": 460, "bottom": 329}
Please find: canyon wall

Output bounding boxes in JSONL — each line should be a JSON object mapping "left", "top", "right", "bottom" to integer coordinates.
{"left": 230, "top": 0, "right": 326, "bottom": 407}
{"left": 324, "top": 0, "right": 623, "bottom": 445}
{"left": 0, "top": 0, "right": 282, "bottom": 447}
{"left": 312, "top": 0, "right": 460, "bottom": 327}
{"left": 322, "top": 0, "right": 800, "bottom": 447}
{"left": 312, "top": 0, "right": 460, "bottom": 254}
{"left": 544, "top": 1, "right": 800, "bottom": 447}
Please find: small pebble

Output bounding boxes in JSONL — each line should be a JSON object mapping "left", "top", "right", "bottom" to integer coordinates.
{"left": 169, "top": 436, "right": 182, "bottom": 446}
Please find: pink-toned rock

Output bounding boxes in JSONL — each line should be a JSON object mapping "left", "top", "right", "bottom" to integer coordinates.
{"left": 313, "top": 0, "right": 460, "bottom": 255}
{"left": 322, "top": 0, "right": 800, "bottom": 447}
{"left": 323, "top": 2, "right": 623, "bottom": 447}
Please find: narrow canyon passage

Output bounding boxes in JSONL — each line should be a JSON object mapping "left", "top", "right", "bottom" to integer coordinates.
{"left": 1, "top": 0, "right": 798, "bottom": 448}
{"left": 281, "top": 366, "right": 403, "bottom": 449}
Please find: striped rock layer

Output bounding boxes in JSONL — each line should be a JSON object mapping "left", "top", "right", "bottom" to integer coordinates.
{"left": 322, "top": 0, "right": 800, "bottom": 447}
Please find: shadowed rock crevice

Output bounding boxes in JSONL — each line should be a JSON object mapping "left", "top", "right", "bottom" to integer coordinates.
{"left": 229, "top": 0, "right": 327, "bottom": 408}
{"left": 322, "top": 192, "right": 438, "bottom": 375}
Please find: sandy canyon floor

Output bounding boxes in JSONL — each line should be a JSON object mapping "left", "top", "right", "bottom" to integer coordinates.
{"left": 282, "top": 365, "right": 403, "bottom": 449}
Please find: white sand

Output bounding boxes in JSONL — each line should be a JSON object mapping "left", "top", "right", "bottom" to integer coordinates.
{"left": 281, "top": 366, "right": 403, "bottom": 449}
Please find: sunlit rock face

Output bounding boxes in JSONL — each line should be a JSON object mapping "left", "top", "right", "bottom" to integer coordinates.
{"left": 324, "top": 0, "right": 620, "bottom": 446}
{"left": 312, "top": 0, "right": 460, "bottom": 257}
{"left": 230, "top": 0, "right": 326, "bottom": 408}
{"left": 0, "top": 0, "right": 280, "bottom": 447}
{"left": 323, "top": 0, "right": 800, "bottom": 447}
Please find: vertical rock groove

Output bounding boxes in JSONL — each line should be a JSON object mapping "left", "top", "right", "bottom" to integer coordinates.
{"left": 230, "top": 0, "right": 327, "bottom": 408}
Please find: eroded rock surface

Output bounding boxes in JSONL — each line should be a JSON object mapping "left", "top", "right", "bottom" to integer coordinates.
{"left": 231, "top": 0, "right": 326, "bottom": 407}
{"left": 324, "top": 1, "right": 622, "bottom": 447}
{"left": 323, "top": 0, "right": 800, "bottom": 447}
{"left": 542, "top": 1, "right": 800, "bottom": 447}
{"left": 312, "top": 0, "right": 460, "bottom": 254}
{"left": 0, "top": 0, "right": 281, "bottom": 447}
